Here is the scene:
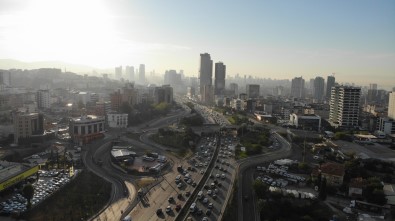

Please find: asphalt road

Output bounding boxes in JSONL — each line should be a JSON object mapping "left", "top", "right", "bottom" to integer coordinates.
{"left": 238, "top": 132, "right": 292, "bottom": 221}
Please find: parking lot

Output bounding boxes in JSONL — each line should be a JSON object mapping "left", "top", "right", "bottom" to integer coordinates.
{"left": 0, "top": 169, "right": 73, "bottom": 216}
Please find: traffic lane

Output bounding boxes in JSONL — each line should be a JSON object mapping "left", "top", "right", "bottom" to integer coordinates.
{"left": 129, "top": 159, "right": 204, "bottom": 221}
{"left": 187, "top": 159, "right": 235, "bottom": 221}
{"left": 242, "top": 166, "right": 255, "bottom": 221}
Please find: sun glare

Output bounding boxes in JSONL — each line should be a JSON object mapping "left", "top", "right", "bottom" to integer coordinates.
{"left": 4, "top": 0, "right": 122, "bottom": 67}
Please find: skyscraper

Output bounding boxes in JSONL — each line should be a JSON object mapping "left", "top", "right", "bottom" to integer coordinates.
{"left": 139, "top": 64, "right": 145, "bottom": 83}
{"left": 291, "top": 77, "right": 305, "bottom": 98}
{"left": 246, "top": 84, "right": 260, "bottom": 99}
{"left": 230, "top": 83, "right": 239, "bottom": 96}
{"left": 329, "top": 86, "right": 361, "bottom": 128}
{"left": 214, "top": 62, "right": 226, "bottom": 95}
{"left": 326, "top": 75, "right": 335, "bottom": 99}
{"left": 115, "top": 66, "right": 122, "bottom": 79}
{"left": 313, "top": 76, "right": 325, "bottom": 102}
{"left": 125, "top": 66, "right": 134, "bottom": 81}
{"left": 388, "top": 90, "right": 395, "bottom": 120}
{"left": 199, "top": 53, "right": 213, "bottom": 101}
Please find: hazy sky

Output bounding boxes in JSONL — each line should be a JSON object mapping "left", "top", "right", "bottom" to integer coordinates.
{"left": 0, "top": 0, "right": 394, "bottom": 88}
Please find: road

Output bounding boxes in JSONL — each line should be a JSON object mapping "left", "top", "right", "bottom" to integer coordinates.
{"left": 238, "top": 132, "right": 292, "bottom": 221}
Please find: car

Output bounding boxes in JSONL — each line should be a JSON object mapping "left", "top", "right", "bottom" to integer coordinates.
{"left": 192, "top": 182, "right": 197, "bottom": 187}
{"left": 156, "top": 208, "right": 163, "bottom": 216}
{"left": 209, "top": 174, "right": 214, "bottom": 179}
{"left": 175, "top": 204, "right": 181, "bottom": 211}
{"left": 166, "top": 205, "right": 171, "bottom": 213}
{"left": 177, "top": 183, "right": 183, "bottom": 188}
{"left": 187, "top": 179, "right": 193, "bottom": 184}
{"left": 204, "top": 185, "right": 209, "bottom": 190}
{"left": 313, "top": 155, "right": 320, "bottom": 160}
{"left": 214, "top": 188, "right": 218, "bottom": 193}
{"left": 207, "top": 190, "right": 212, "bottom": 195}
{"left": 200, "top": 170, "right": 204, "bottom": 174}
{"left": 197, "top": 208, "right": 203, "bottom": 215}
{"left": 205, "top": 209, "right": 212, "bottom": 216}
{"left": 202, "top": 217, "right": 209, "bottom": 221}
{"left": 212, "top": 194, "right": 217, "bottom": 199}
{"left": 217, "top": 182, "right": 222, "bottom": 187}
{"left": 168, "top": 196, "right": 174, "bottom": 203}
{"left": 202, "top": 198, "right": 208, "bottom": 204}
{"left": 216, "top": 174, "right": 220, "bottom": 178}
{"left": 178, "top": 193, "right": 183, "bottom": 199}
{"left": 208, "top": 203, "right": 213, "bottom": 208}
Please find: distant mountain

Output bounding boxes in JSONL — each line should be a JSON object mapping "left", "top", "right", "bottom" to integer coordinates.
{"left": 0, "top": 59, "right": 112, "bottom": 74}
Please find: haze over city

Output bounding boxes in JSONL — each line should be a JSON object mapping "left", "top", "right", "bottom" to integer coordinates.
{"left": 0, "top": 0, "right": 394, "bottom": 88}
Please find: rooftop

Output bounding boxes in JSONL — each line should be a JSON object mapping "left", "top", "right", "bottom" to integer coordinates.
{"left": 320, "top": 162, "right": 345, "bottom": 177}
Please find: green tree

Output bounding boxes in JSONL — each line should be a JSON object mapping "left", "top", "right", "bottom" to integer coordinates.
{"left": 253, "top": 180, "right": 269, "bottom": 199}
{"left": 22, "top": 183, "right": 34, "bottom": 208}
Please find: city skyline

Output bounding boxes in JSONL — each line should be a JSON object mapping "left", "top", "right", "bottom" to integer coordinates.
{"left": 0, "top": 0, "right": 394, "bottom": 88}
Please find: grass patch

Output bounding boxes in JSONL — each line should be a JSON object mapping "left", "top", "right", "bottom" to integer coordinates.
{"left": 22, "top": 170, "right": 111, "bottom": 221}
{"left": 136, "top": 177, "right": 156, "bottom": 189}
{"left": 239, "top": 129, "right": 271, "bottom": 156}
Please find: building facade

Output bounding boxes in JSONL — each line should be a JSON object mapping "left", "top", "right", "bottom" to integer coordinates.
{"left": 313, "top": 76, "right": 325, "bottom": 102}
{"left": 214, "top": 62, "right": 226, "bottom": 95}
{"left": 13, "top": 112, "right": 44, "bottom": 144}
{"left": 69, "top": 115, "right": 105, "bottom": 145}
{"left": 139, "top": 64, "right": 145, "bottom": 83}
{"left": 107, "top": 113, "right": 128, "bottom": 128}
{"left": 389, "top": 90, "right": 395, "bottom": 120}
{"left": 326, "top": 75, "right": 335, "bottom": 99}
{"left": 199, "top": 53, "right": 213, "bottom": 102}
{"left": 329, "top": 86, "right": 361, "bottom": 128}
{"left": 291, "top": 77, "right": 305, "bottom": 99}
{"left": 36, "top": 89, "right": 51, "bottom": 109}
{"left": 246, "top": 84, "right": 260, "bottom": 99}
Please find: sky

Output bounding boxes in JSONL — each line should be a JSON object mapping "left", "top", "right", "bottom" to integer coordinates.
{"left": 0, "top": 0, "right": 394, "bottom": 88}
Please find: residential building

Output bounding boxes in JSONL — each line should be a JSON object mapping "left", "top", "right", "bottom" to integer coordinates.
{"left": 115, "top": 66, "right": 122, "bottom": 79}
{"left": 230, "top": 83, "right": 238, "bottom": 96}
{"left": 214, "top": 62, "right": 226, "bottom": 95}
{"left": 313, "top": 76, "right": 325, "bottom": 102}
{"left": 107, "top": 112, "right": 128, "bottom": 128}
{"left": 377, "top": 117, "right": 395, "bottom": 135}
{"left": 69, "top": 115, "right": 105, "bottom": 145}
{"left": 125, "top": 66, "right": 134, "bottom": 81}
{"left": 312, "top": 162, "right": 345, "bottom": 186}
{"left": 389, "top": 90, "right": 395, "bottom": 120}
{"left": 139, "top": 64, "right": 145, "bottom": 83}
{"left": 36, "top": 89, "right": 51, "bottom": 109}
{"left": 291, "top": 77, "right": 305, "bottom": 99}
{"left": 329, "top": 86, "right": 361, "bottom": 128}
{"left": 13, "top": 112, "right": 44, "bottom": 144}
{"left": 154, "top": 85, "right": 173, "bottom": 104}
{"left": 0, "top": 70, "right": 11, "bottom": 86}
{"left": 326, "top": 75, "right": 335, "bottom": 99}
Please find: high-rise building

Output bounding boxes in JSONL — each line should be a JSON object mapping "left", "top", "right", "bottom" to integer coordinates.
{"left": 0, "top": 70, "right": 11, "bottom": 86}
{"left": 13, "top": 112, "right": 44, "bottom": 144}
{"left": 36, "top": 89, "right": 51, "bottom": 109}
{"left": 139, "top": 64, "right": 145, "bottom": 83}
{"left": 313, "top": 76, "right": 325, "bottom": 102}
{"left": 230, "top": 83, "right": 238, "bottom": 96}
{"left": 291, "top": 77, "right": 305, "bottom": 98}
{"left": 326, "top": 75, "right": 335, "bottom": 99}
{"left": 154, "top": 85, "right": 173, "bottom": 104}
{"left": 125, "top": 66, "right": 134, "bottom": 81}
{"left": 246, "top": 84, "right": 260, "bottom": 99}
{"left": 329, "top": 86, "right": 361, "bottom": 128}
{"left": 214, "top": 62, "right": 226, "bottom": 95}
{"left": 388, "top": 90, "right": 395, "bottom": 120}
{"left": 115, "top": 66, "right": 122, "bottom": 79}
{"left": 199, "top": 53, "right": 213, "bottom": 101}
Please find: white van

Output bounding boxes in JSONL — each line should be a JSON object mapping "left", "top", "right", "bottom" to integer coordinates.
{"left": 197, "top": 191, "right": 203, "bottom": 199}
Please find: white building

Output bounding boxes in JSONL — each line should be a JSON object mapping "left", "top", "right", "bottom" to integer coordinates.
{"left": 389, "top": 90, "right": 395, "bottom": 120}
{"left": 231, "top": 99, "right": 243, "bottom": 111}
{"left": 289, "top": 113, "right": 321, "bottom": 131}
{"left": 36, "top": 89, "right": 51, "bottom": 109}
{"left": 329, "top": 86, "right": 361, "bottom": 128}
{"left": 69, "top": 115, "right": 105, "bottom": 145}
{"left": 107, "top": 113, "right": 128, "bottom": 128}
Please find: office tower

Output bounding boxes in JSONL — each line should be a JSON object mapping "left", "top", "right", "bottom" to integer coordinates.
{"left": 291, "top": 77, "right": 305, "bottom": 98}
{"left": 164, "top": 70, "right": 182, "bottom": 86}
{"left": 125, "top": 66, "right": 134, "bottom": 81}
{"left": 329, "top": 86, "right": 361, "bottom": 128}
{"left": 246, "top": 84, "right": 260, "bottom": 99}
{"left": 326, "top": 75, "right": 335, "bottom": 99}
{"left": 139, "top": 64, "right": 145, "bottom": 83}
{"left": 0, "top": 70, "right": 11, "bottom": 85}
{"left": 313, "top": 76, "right": 325, "bottom": 102}
{"left": 36, "top": 89, "right": 51, "bottom": 109}
{"left": 115, "top": 66, "right": 122, "bottom": 79}
{"left": 199, "top": 53, "right": 213, "bottom": 102}
{"left": 214, "top": 62, "right": 226, "bottom": 95}
{"left": 13, "top": 112, "right": 44, "bottom": 144}
{"left": 389, "top": 90, "right": 395, "bottom": 120}
{"left": 230, "top": 83, "right": 239, "bottom": 96}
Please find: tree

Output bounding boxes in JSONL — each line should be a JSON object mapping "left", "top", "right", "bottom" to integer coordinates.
{"left": 22, "top": 183, "right": 34, "bottom": 208}
{"left": 319, "top": 177, "right": 327, "bottom": 200}
{"left": 253, "top": 180, "right": 269, "bottom": 199}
